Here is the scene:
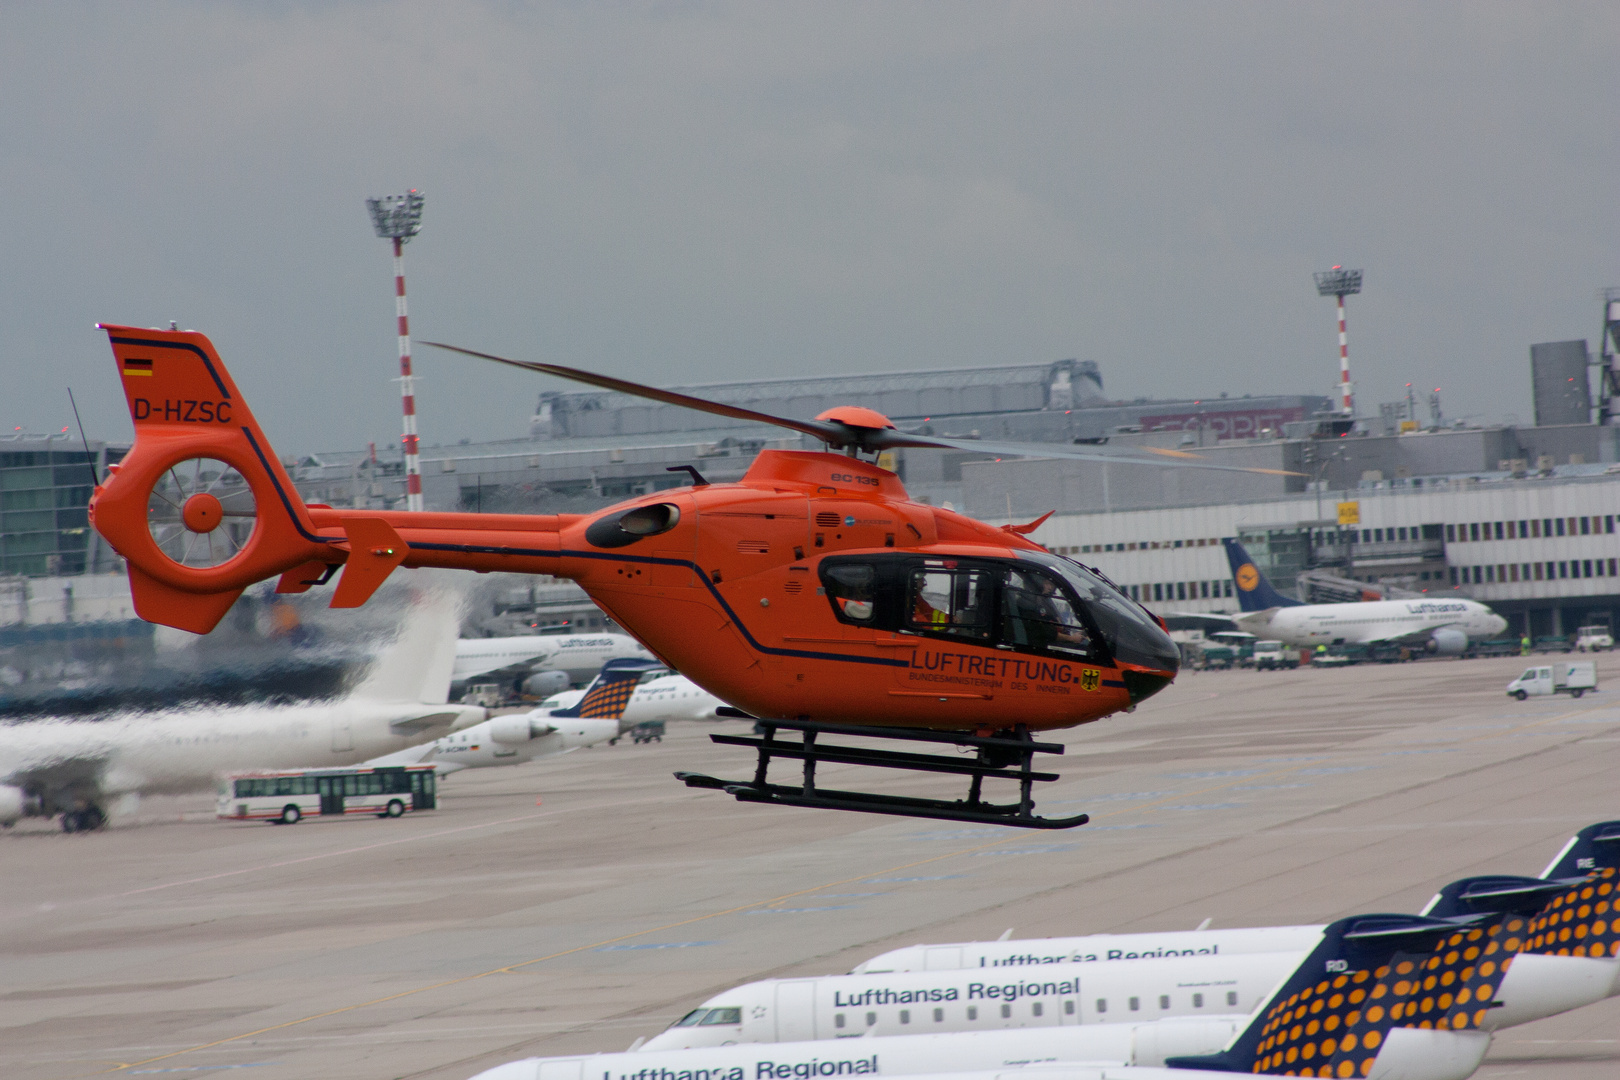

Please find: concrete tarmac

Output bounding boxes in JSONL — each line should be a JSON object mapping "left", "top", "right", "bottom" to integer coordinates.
{"left": 2, "top": 651, "right": 1618, "bottom": 1080}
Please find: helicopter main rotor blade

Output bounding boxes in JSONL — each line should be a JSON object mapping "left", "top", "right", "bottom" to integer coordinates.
{"left": 426, "top": 342, "right": 1301, "bottom": 477}
{"left": 422, "top": 342, "right": 849, "bottom": 447}
{"left": 867, "top": 428, "right": 1304, "bottom": 477}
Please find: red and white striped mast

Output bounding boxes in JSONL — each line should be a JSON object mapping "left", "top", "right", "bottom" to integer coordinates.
{"left": 1314, "top": 267, "right": 1362, "bottom": 417}
{"left": 366, "top": 191, "right": 427, "bottom": 511}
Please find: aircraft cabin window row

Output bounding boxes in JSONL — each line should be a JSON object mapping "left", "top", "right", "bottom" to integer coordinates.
{"left": 818, "top": 990, "right": 1233, "bottom": 1031}
{"left": 1452, "top": 559, "right": 1618, "bottom": 586}
{"left": 1448, "top": 516, "right": 1616, "bottom": 542}
{"left": 1058, "top": 538, "right": 1223, "bottom": 554}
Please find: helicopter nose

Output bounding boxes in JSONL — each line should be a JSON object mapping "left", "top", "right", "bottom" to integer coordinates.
{"left": 1120, "top": 666, "right": 1175, "bottom": 706}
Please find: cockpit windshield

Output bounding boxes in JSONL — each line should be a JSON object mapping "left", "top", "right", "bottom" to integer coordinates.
{"left": 1016, "top": 551, "right": 1180, "bottom": 674}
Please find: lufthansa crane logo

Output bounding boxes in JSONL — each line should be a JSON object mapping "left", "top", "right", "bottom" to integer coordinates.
{"left": 1235, "top": 564, "right": 1260, "bottom": 591}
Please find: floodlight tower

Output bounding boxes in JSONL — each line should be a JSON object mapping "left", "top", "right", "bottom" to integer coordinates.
{"left": 1313, "top": 267, "right": 1363, "bottom": 417}
{"left": 366, "top": 191, "right": 426, "bottom": 511}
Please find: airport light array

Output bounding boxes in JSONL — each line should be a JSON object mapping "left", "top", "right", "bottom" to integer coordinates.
{"left": 366, "top": 191, "right": 426, "bottom": 511}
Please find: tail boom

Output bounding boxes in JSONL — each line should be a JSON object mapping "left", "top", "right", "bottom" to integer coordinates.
{"left": 91, "top": 325, "right": 583, "bottom": 632}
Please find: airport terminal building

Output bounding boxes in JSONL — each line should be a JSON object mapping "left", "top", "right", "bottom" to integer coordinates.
{"left": 9, "top": 351, "right": 1617, "bottom": 643}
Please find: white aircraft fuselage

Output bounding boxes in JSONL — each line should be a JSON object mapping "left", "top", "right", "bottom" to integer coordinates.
{"left": 619, "top": 673, "right": 726, "bottom": 725}
{"left": 1233, "top": 597, "right": 1506, "bottom": 648}
{"left": 453, "top": 633, "right": 653, "bottom": 685}
{"left": 428, "top": 711, "right": 620, "bottom": 773}
{"left": 0, "top": 698, "right": 484, "bottom": 819}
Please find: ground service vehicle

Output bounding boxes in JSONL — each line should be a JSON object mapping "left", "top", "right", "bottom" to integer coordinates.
{"left": 627, "top": 720, "right": 665, "bottom": 743}
{"left": 1507, "top": 661, "right": 1597, "bottom": 700}
{"left": 1576, "top": 625, "right": 1614, "bottom": 652}
{"left": 218, "top": 763, "right": 437, "bottom": 823}
{"left": 87, "top": 326, "right": 1291, "bottom": 829}
{"left": 1250, "top": 640, "right": 1297, "bottom": 670}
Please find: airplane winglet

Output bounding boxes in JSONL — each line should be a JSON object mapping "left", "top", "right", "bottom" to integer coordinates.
{"left": 330, "top": 518, "right": 409, "bottom": 609}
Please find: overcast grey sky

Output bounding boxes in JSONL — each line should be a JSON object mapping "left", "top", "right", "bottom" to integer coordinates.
{"left": 3, "top": 2, "right": 1617, "bottom": 455}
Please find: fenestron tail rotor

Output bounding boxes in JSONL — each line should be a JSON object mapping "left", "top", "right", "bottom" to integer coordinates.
{"left": 145, "top": 456, "right": 259, "bottom": 569}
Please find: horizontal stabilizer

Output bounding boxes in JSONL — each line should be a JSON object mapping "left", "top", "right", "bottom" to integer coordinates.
{"left": 388, "top": 711, "right": 464, "bottom": 736}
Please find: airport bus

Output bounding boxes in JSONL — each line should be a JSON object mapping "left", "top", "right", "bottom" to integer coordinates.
{"left": 217, "top": 764, "right": 438, "bottom": 824}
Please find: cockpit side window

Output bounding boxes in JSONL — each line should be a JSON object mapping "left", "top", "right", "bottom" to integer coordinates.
{"left": 824, "top": 563, "right": 877, "bottom": 624}
{"left": 673, "top": 1009, "right": 708, "bottom": 1027}
{"left": 907, "top": 568, "right": 994, "bottom": 641}
{"left": 1000, "top": 568, "right": 1095, "bottom": 659}
{"left": 698, "top": 1007, "right": 743, "bottom": 1026}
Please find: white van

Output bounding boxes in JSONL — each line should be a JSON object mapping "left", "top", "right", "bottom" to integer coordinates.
{"left": 1507, "top": 661, "right": 1597, "bottom": 700}
{"left": 1576, "top": 626, "right": 1614, "bottom": 652}
{"left": 1251, "top": 640, "right": 1297, "bottom": 670}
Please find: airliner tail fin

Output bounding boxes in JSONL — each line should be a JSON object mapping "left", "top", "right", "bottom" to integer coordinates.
{"left": 1222, "top": 537, "right": 1302, "bottom": 612}
{"left": 1167, "top": 914, "right": 1494, "bottom": 1076}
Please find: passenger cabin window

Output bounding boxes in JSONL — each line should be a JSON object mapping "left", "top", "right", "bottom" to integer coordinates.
{"left": 1159, "top": 995, "right": 1170, "bottom": 1009}
{"left": 1192, "top": 993, "right": 1204, "bottom": 1008}
{"left": 1227, "top": 991, "right": 1238, "bottom": 1007}
{"left": 1096, "top": 998, "right": 1107, "bottom": 1014}
{"left": 999, "top": 1003, "right": 1011, "bottom": 1018}
{"left": 908, "top": 567, "right": 994, "bottom": 640}
{"left": 933, "top": 1008, "right": 944, "bottom": 1022}
{"left": 825, "top": 563, "right": 877, "bottom": 624}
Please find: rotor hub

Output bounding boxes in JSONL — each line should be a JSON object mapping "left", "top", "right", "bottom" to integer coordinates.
{"left": 181, "top": 492, "right": 224, "bottom": 533}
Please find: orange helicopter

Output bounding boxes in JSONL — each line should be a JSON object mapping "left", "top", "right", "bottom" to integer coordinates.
{"left": 88, "top": 325, "right": 1293, "bottom": 828}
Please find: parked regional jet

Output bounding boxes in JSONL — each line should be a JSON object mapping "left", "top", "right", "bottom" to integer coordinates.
{"left": 368, "top": 658, "right": 666, "bottom": 775}
{"left": 823, "top": 823, "right": 1620, "bottom": 1035}
{"left": 472, "top": 912, "right": 1498, "bottom": 1080}
{"left": 453, "top": 632, "right": 654, "bottom": 697}
{"left": 0, "top": 596, "right": 483, "bottom": 831}
{"left": 858, "top": 824, "right": 1617, "bottom": 975}
{"left": 1222, "top": 539, "right": 1505, "bottom": 653}
{"left": 642, "top": 950, "right": 1291, "bottom": 1050}
{"left": 619, "top": 671, "right": 726, "bottom": 726}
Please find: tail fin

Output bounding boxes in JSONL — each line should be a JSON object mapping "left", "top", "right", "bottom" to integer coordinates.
{"left": 1168, "top": 914, "right": 1495, "bottom": 1076}
{"left": 1222, "top": 537, "right": 1303, "bottom": 613}
{"left": 90, "top": 326, "right": 334, "bottom": 633}
{"left": 1540, "top": 819, "right": 1620, "bottom": 880}
{"left": 351, "top": 587, "right": 465, "bottom": 705}
{"left": 550, "top": 658, "right": 664, "bottom": 719}
{"left": 1420, "top": 822, "right": 1620, "bottom": 920}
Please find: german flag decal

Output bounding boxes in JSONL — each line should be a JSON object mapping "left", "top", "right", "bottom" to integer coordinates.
{"left": 123, "top": 357, "right": 154, "bottom": 377}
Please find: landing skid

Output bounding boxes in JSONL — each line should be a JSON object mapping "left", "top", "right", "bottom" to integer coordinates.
{"left": 676, "top": 715, "right": 1089, "bottom": 830}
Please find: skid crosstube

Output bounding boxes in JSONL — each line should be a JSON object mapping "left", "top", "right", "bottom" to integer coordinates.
{"left": 675, "top": 716, "right": 1091, "bottom": 830}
